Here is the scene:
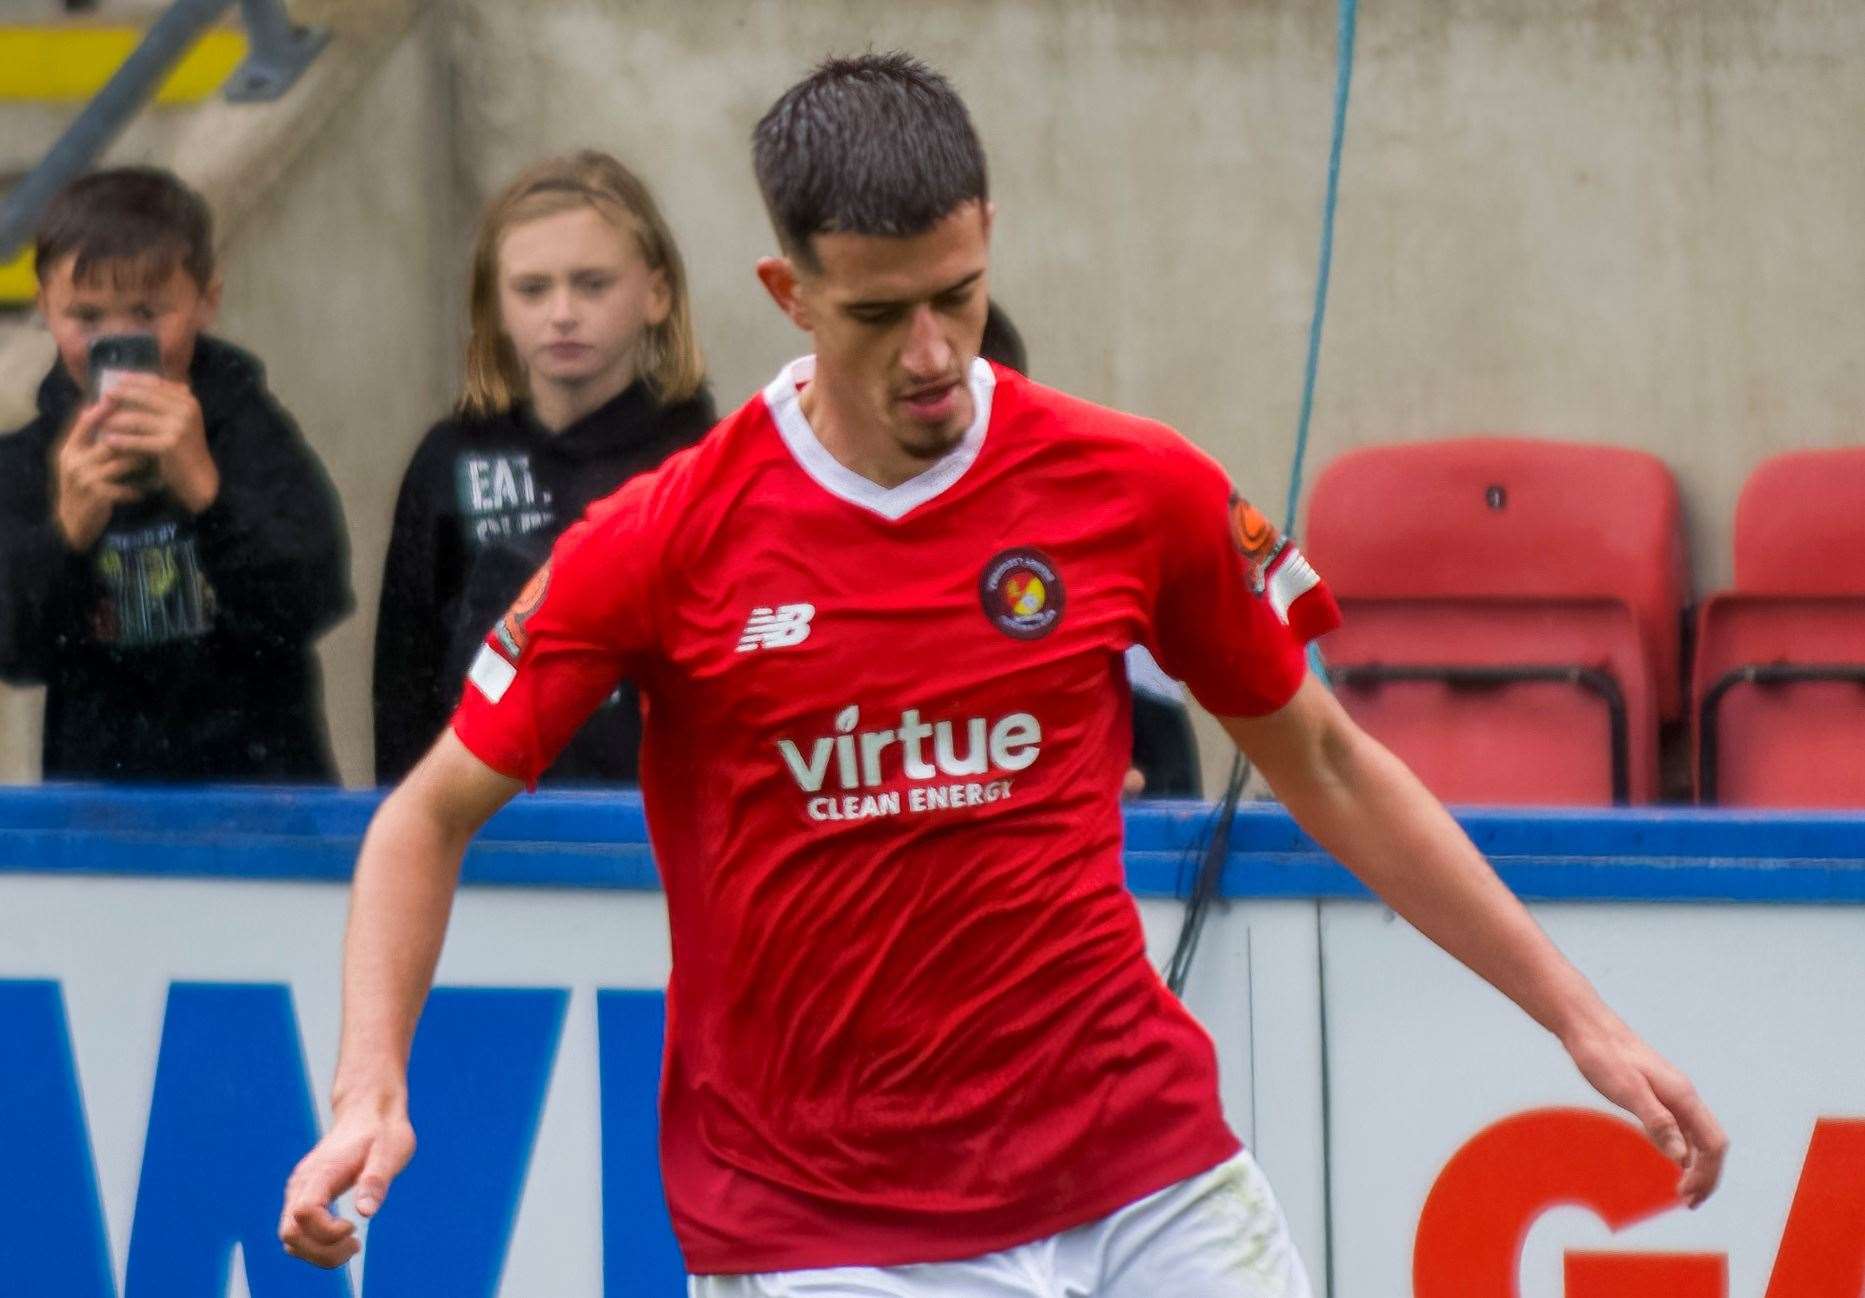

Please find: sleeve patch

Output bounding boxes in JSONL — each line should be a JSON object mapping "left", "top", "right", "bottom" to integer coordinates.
{"left": 468, "top": 644, "right": 517, "bottom": 704}
{"left": 493, "top": 563, "right": 551, "bottom": 663}
{"left": 1228, "top": 492, "right": 1284, "bottom": 568}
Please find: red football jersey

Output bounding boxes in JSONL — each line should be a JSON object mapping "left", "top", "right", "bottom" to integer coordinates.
{"left": 452, "top": 358, "right": 1339, "bottom": 1274}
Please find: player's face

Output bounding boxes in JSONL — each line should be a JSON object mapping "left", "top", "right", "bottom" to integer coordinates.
{"left": 497, "top": 205, "right": 670, "bottom": 401}
{"left": 39, "top": 255, "right": 218, "bottom": 391}
{"left": 787, "top": 203, "right": 992, "bottom": 468}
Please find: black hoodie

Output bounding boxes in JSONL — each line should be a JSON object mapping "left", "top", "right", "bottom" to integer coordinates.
{"left": 371, "top": 381, "right": 714, "bottom": 784}
{"left": 0, "top": 336, "right": 353, "bottom": 781}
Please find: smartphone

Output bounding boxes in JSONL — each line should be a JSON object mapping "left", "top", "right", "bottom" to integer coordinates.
{"left": 87, "top": 332, "right": 162, "bottom": 401}
{"left": 85, "top": 333, "right": 163, "bottom": 491}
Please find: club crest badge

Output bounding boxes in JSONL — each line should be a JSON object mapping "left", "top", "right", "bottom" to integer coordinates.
{"left": 494, "top": 563, "right": 551, "bottom": 663}
{"left": 980, "top": 548, "right": 1065, "bottom": 639}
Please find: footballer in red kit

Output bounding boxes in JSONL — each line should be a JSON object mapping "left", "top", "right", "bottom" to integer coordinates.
{"left": 453, "top": 352, "right": 1336, "bottom": 1271}
{"left": 283, "top": 51, "right": 1725, "bottom": 1298}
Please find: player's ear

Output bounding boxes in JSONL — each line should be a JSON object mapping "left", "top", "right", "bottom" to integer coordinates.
{"left": 755, "top": 256, "right": 811, "bottom": 332}
{"left": 981, "top": 200, "right": 996, "bottom": 244}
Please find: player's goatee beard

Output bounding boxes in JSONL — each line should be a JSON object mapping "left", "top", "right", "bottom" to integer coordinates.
{"left": 899, "top": 427, "right": 962, "bottom": 461}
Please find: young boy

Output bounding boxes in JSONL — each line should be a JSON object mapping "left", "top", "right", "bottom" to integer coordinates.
{"left": 0, "top": 167, "right": 352, "bottom": 781}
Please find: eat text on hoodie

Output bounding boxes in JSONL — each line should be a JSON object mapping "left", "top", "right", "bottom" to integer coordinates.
{"left": 372, "top": 380, "right": 713, "bottom": 783}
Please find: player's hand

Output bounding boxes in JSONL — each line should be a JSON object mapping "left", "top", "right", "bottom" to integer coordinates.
{"left": 278, "top": 1101, "right": 415, "bottom": 1268}
{"left": 1561, "top": 1012, "right": 1727, "bottom": 1208}
{"left": 96, "top": 372, "right": 219, "bottom": 514}
{"left": 1122, "top": 767, "right": 1147, "bottom": 798}
{"left": 53, "top": 398, "right": 147, "bottom": 550}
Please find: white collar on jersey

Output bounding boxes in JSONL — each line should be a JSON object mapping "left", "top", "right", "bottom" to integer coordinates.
{"left": 761, "top": 354, "right": 996, "bottom": 522}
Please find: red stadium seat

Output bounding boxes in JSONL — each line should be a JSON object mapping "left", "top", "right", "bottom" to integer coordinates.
{"left": 1693, "top": 448, "right": 1865, "bottom": 807}
{"left": 1306, "top": 438, "right": 1688, "bottom": 805}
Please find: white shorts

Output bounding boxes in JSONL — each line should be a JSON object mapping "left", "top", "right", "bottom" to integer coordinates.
{"left": 690, "top": 1150, "right": 1314, "bottom": 1298}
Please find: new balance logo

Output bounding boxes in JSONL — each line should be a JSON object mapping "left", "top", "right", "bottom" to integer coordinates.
{"left": 736, "top": 603, "right": 816, "bottom": 652}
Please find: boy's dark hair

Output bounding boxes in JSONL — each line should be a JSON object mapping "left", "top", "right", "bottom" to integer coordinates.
{"left": 753, "top": 52, "right": 988, "bottom": 269}
{"left": 34, "top": 166, "right": 215, "bottom": 289}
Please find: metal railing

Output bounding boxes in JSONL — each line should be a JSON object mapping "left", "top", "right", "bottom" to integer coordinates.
{"left": 0, "top": 0, "right": 327, "bottom": 262}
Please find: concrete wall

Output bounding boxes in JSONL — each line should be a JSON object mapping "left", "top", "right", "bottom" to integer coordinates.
{"left": 1325, "top": 0, "right": 1864, "bottom": 575}
{"left": 5, "top": 0, "right": 1862, "bottom": 787}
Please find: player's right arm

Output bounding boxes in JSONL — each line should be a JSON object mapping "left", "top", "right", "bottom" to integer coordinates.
{"left": 278, "top": 731, "right": 519, "bottom": 1268}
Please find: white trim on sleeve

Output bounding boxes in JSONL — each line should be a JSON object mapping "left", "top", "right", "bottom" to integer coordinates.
{"left": 1267, "top": 549, "right": 1322, "bottom": 624}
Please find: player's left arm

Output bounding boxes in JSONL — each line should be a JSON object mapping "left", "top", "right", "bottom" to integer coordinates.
{"left": 1221, "top": 674, "right": 1728, "bottom": 1208}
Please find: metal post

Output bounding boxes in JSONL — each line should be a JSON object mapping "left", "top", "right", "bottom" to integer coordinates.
{"left": 0, "top": 0, "right": 234, "bottom": 259}
{"left": 223, "top": 0, "right": 330, "bottom": 104}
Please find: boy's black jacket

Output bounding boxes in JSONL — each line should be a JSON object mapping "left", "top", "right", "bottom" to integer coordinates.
{"left": 0, "top": 336, "right": 353, "bottom": 782}
{"left": 372, "top": 380, "right": 714, "bottom": 784}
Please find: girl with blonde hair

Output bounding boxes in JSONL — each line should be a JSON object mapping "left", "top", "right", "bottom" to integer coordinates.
{"left": 373, "top": 151, "right": 713, "bottom": 783}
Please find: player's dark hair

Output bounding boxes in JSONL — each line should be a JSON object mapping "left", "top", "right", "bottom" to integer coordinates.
{"left": 34, "top": 166, "right": 215, "bottom": 290}
{"left": 753, "top": 51, "right": 988, "bottom": 269}
{"left": 979, "top": 300, "right": 1027, "bottom": 375}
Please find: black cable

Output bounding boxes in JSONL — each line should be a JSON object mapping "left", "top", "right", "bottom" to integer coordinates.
{"left": 1165, "top": 751, "right": 1249, "bottom": 997}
